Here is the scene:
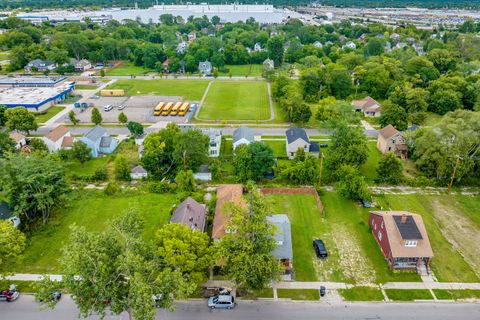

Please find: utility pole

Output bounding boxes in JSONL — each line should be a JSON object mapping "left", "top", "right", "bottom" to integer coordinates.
{"left": 318, "top": 152, "right": 324, "bottom": 187}
{"left": 183, "top": 150, "right": 187, "bottom": 170}
{"left": 448, "top": 156, "right": 461, "bottom": 193}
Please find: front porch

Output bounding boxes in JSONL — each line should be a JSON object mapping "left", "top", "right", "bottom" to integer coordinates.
{"left": 391, "top": 257, "right": 432, "bottom": 275}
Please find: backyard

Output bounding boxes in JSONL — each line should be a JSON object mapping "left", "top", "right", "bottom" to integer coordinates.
{"left": 107, "top": 79, "right": 209, "bottom": 100}
{"left": 16, "top": 191, "right": 178, "bottom": 273}
{"left": 198, "top": 81, "right": 270, "bottom": 121}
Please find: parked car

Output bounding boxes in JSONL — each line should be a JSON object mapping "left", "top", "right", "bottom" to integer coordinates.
{"left": 359, "top": 199, "right": 373, "bottom": 208}
{"left": 207, "top": 294, "right": 235, "bottom": 309}
{"left": 313, "top": 239, "right": 328, "bottom": 258}
{"left": 0, "top": 284, "right": 19, "bottom": 302}
{"left": 320, "top": 286, "right": 326, "bottom": 297}
{"left": 103, "top": 105, "right": 113, "bottom": 112}
{"left": 117, "top": 105, "right": 125, "bottom": 110}
{"left": 38, "top": 290, "right": 61, "bottom": 303}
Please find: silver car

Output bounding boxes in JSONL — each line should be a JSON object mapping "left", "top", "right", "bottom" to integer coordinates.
{"left": 207, "top": 294, "right": 235, "bottom": 309}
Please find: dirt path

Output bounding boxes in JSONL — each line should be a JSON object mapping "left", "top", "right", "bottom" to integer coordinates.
{"left": 429, "top": 198, "right": 480, "bottom": 278}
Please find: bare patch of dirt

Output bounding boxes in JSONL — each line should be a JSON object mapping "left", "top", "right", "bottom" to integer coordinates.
{"left": 314, "top": 225, "right": 375, "bottom": 285}
{"left": 430, "top": 198, "right": 480, "bottom": 278}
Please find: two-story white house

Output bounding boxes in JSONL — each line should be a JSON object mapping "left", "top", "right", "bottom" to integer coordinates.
{"left": 285, "top": 126, "right": 320, "bottom": 159}
{"left": 200, "top": 128, "right": 222, "bottom": 157}
{"left": 43, "top": 125, "right": 74, "bottom": 152}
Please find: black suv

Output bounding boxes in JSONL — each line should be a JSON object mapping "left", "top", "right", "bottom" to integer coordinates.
{"left": 313, "top": 239, "right": 328, "bottom": 258}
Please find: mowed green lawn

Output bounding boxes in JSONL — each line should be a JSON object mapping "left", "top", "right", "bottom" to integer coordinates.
{"left": 34, "top": 106, "right": 65, "bottom": 123}
{"left": 220, "top": 64, "right": 263, "bottom": 77}
{"left": 262, "top": 140, "right": 286, "bottom": 157}
{"left": 199, "top": 81, "right": 270, "bottom": 120}
{"left": 17, "top": 191, "right": 177, "bottom": 273}
{"left": 107, "top": 61, "right": 154, "bottom": 76}
{"left": 108, "top": 79, "right": 209, "bottom": 100}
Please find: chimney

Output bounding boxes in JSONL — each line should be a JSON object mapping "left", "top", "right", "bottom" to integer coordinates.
{"left": 401, "top": 214, "right": 407, "bottom": 224}
{"left": 186, "top": 203, "right": 191, "bottom": 210}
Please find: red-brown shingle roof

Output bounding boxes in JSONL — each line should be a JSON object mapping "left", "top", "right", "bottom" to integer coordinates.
{"left": 46, "top": 125, "right": 69, "bottom": 142}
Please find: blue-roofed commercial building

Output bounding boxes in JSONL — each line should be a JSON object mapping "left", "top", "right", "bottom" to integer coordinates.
{"left": 267, "top": 214, "right": 293, "bottom": 280}
{"left": 81, "top": 125, "right": 118, "bottom": 157}
{"left": 0, "top": 76, "right": 74, "bottom": 112}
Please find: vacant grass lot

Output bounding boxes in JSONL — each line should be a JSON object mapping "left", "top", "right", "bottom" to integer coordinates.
{"left": 17, "top": 191, "right": 177, "bottom": 273}
{"left": 277, "top": 289, "right": 319, "bottom": 300}
{"left": 34, "top": 106, "right": 65, "bottom": 123}
{"left": 107, "top": 61, "right": 153, "bottom": 76}
{"left": 360, "top": 142, "right": 382, "bottom": 183}
{"left": 338, "top": 286, "right": 384, "bottom": 301}
{"left": 376, "top": 194, "right": 480, "bottom": 282}
{"left": 220, "top": 64, "right": 263, "bottom": 77}
{"left": 108, "top": 79, "right": 209, "bottom": 100}
{"left": 199, "top": 81, "right": 270, "bottom": 121}
{"left": 262, "top": 140, "right": 286, "bottom": 157}
{"left": 268, "top": 192, "right": 421, "bottom": 284}
{"left": 433, "top": 289, "right": 480, "bottom": 300}
{"left": 385, "top": 289, "right": 433, "bottom": 301}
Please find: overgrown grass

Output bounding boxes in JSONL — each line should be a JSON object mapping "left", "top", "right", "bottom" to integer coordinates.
{"left": 338, "top": 286, "right": 384, "bottom": 301}
{"left": 433, "top": 289, "right": 480, "bottom": 300}
{"left": 108, "top": 79, "right": 209, "bottom": 100}
{"left": 199, "top": 81, "right": 270, "bottom": 121}
{"left": 385, "top": 289, "right": 433, "bottom": 301}
{"left": 17, "top": 190, "right": 177, "bottom": 274}
{"left": 277, "top": 289, "right": 319, "bottom": 300}
{"left": 75, "top": 85, "right": 98, "bottom": 90}
{"left": 34, "top": 106, "right": 65, "bottom": 123}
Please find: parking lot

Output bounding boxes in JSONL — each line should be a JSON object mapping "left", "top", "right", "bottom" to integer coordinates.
{"left": 68, "top": 95, "right": 198, "bottom": 124}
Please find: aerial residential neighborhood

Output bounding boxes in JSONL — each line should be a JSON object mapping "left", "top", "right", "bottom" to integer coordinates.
{"left": 0, "top": 1, "right": 479, "bottom": 320}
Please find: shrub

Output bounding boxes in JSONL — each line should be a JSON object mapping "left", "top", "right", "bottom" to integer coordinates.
{"left": 93, "top": 167, "right": 108, "bottom": 181}
{"left": 104, "top": 182, "right": 120, "bottom": 195}
{"left": 148, "top": 181, "right": 176, "bottom": 193}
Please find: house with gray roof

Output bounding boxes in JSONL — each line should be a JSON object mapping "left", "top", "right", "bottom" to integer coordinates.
{"left": 24, "top": 59, "right": 57, "bottom": 73}
{"left": 81, "top": 125, "right": 118, "bottom": 157}
{"left": 267, "top": 214, "right": 293, "bottom": 280}
{"left": 171, "top": 197, "right": 207, "bottom": 232}
{"left": 130, "top": 165, "right": 148, "bottom": 179}
{"left": 198, "top": 61, "right": 212, "bottom": 76}
{"left": 233, "top": 126, "right": 254, "bottom": 150}
{"left": 286, "top": 126, "right": 319, "bottom": 159}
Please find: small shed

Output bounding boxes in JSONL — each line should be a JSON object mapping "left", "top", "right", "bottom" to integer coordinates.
{"left": 130, "top": 165, "right": 148, "bottom": 179}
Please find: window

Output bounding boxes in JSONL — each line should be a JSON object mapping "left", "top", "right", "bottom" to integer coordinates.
{"left": 373, "top": 223, "right": 376, "bottom": 230}
{"left": 381, "top": 221, "right": 384, "bottom": 229}
{"left": 405, "top": 240, "right": 417, "bottom": 247}
{"left": 378, "top": 231, "right": 382, "bottom": 241}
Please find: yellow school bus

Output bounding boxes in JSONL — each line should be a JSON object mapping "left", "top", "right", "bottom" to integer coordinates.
{"left": 161, "top": 102, "right": 174, "bottom": 116}
{"left": 153, "top": 102, "right": 165, "bottom": 116}
{"left": 178, "top": 102, "right": 190, "bottom": 116}
{"left": 170, "top": 101, "right": 183, "bottom": 116}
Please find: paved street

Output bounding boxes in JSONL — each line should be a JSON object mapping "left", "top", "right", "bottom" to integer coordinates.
{"left": 1, "top": 296, "right": 479, "bottom": 320}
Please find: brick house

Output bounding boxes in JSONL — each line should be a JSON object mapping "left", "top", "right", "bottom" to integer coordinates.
{"left": 377, "top": 124, "right": 408, "bottom": 159}
{"left": 212, "top": 184, "right": 245, "bottom": 241}
{"left": 370, "top": 211, "right": 434, "bottom": 274}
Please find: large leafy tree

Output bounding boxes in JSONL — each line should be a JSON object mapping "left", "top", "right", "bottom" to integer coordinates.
{"left": 267, "top": 35, "right": 284, "bottom": 67}
{"left": 0, "top": 132, "right": 15, "bottom": 157}
{"left": 379, "top": 103, "right": 408, "bottom": 131}
{"left": 412, "top": 110, "right": 480, "bottom": 185}
{"left": 233, "top": 142, "right": 275, "bottom": 182}
{"left": 281, "top": 154, "right": 320, "bottom": 185}
{"left": 335, "top": 164, "right": 371, "bottom": 201}
{"left": 217, "top": 183, "right": 280, "bottom": 291}
{"left": 0, "top": 154, "right": 69, "bottom": 225}
{"left": 156, "top": 223, "right": 213, "bottom": 287}
{"left": 0, "top": 220, "right": 26, "bottom": 274}
{"left": 38, "top": 210, "right": 191, "bottom": 320}
{"left": 114, "top": 155, "right": 131, "bottom": 181}
{"left": 172, "top": 129, "right": 209, "bottom": 172}
{"left": 69, "top": 141, "right": 91, "bottom": 164}
{"left": 91, "top": 107, "right": 102, "bottom": 125}
{"left": 375, "top": 152, "right": 404, "bottom": 185}
{"left": 127, "top": 121, "right": 144, "bottom": 137}
{"left": 5, "top": 107, "right": 38, "bottom": 134}
{"left": 325, "top": 123, "right": 369, "bottom": 180}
